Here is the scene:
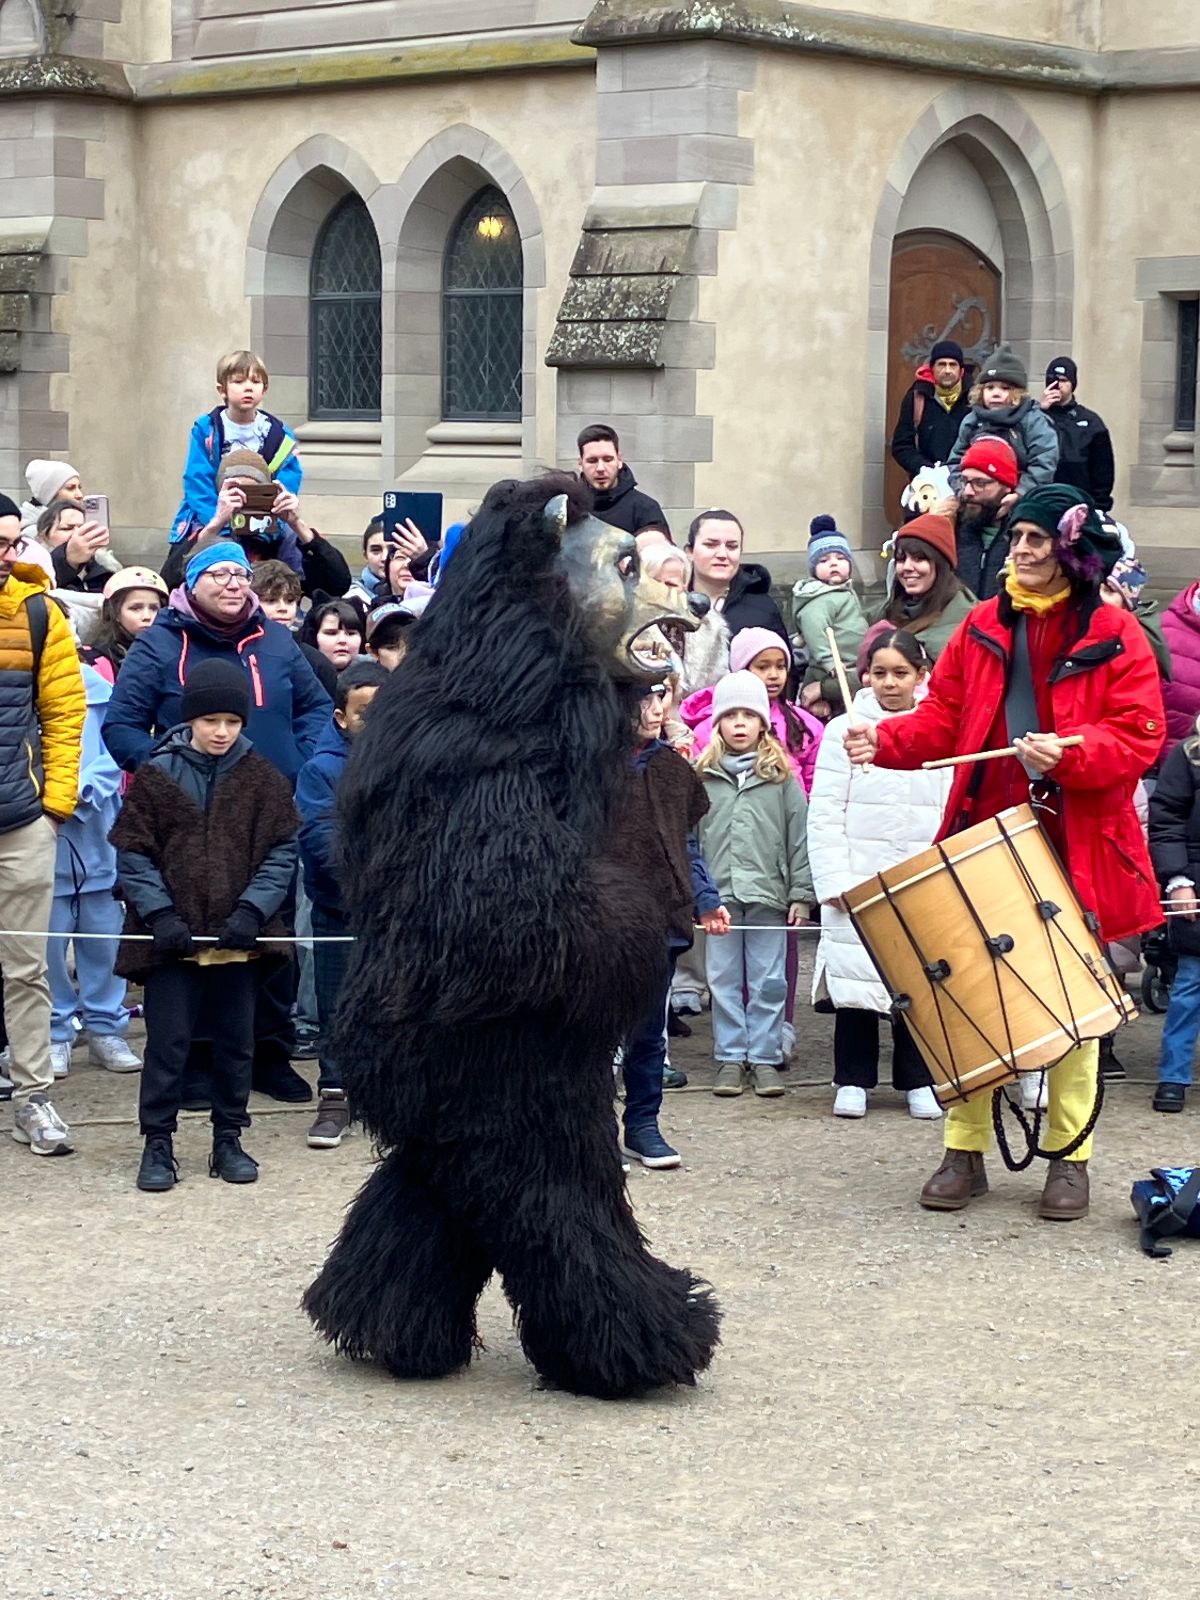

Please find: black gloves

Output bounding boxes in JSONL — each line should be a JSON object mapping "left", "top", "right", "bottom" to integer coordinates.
{"left": 147, "top": 908, "right": 194, "bottom": 957}
{"left": 217, "top": 902, "right": 263, "bottom": 952}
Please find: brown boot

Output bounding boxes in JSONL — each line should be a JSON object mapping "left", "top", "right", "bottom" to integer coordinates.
{"left": 919, "top": 1149, "right": 988, "bottom": 1211}
{"left": 1039, "top": 1158, "right": 1089, "bottom": 1220}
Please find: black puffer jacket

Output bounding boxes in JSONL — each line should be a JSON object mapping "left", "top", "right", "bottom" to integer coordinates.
{"left": 1149, "top": 738, "right": 1200, "bottom": 956}
{"left": 589, "top": 466, "right": 665, "bottom": 534}
{"left": 719, "top": 562, "right": 789, "bottom": 645}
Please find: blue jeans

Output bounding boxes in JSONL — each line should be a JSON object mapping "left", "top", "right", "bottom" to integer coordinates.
{"left": 312, "top": 903, "right": 351, "bottom": 1092}
{"left": 48, "top": 888, "right": 128, "bottom": 1042}
{"left": 621, "top": 950, "right": 676, "bottom": 1134}
{"left": 705, "top": 901, "right": 788, "bottom": 1065}
{"left": 1158, "top": 952, "right": 1200, "bottom": 1084}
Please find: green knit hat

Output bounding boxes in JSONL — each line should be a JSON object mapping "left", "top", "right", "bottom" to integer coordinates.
{"left": 1008, "top": 483, "right": 1122, "bottom": 582}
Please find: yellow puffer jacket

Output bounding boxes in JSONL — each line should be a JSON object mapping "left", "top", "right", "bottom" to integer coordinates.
{"left": 0, "top": 563, "right": 85, "bottom": 826}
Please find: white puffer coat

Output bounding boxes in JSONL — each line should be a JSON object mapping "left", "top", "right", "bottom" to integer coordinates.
{"left": 808, "top": 688, "right": 950, "bottom": 1012}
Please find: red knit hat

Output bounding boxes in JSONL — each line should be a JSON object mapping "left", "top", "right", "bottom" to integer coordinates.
{"left": 960, "top": 436, "right": 1019, "bottom": 490}
{"left": 895, "top": 512, "right": 957, "bottom": 566}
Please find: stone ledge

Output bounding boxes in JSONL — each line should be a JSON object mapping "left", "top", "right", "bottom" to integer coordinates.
{"left": 0, "top": 54, "right": 132, "bottom": 99}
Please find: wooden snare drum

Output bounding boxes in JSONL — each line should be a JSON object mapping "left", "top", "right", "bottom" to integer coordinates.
{"left": 843, "top": 804, "right": 1135, "bottom": 1106}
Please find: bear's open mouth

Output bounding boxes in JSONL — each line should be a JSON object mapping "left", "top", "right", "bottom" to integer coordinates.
{"left": 626, "top": 622, "right": 676, "bottom": 676}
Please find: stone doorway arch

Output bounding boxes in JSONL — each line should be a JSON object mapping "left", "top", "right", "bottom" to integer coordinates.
{"left": 865, "top": 87, "right": 1073, "bottom": 545}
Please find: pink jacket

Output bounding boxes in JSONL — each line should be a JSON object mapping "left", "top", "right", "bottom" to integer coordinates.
{"left": 680, "top": 685, "right": 823, "bottom": 794}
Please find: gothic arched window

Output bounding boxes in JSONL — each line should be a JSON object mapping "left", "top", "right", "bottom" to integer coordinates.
{"left": 309, "top": 195, "right": 382, "bottom": 420}
{"left": 442, "top": 186, "right": 523, "bottom": 421}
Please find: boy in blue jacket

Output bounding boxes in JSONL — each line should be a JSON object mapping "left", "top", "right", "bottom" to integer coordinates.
{"left": 171, "top": 350, "right": 302, "bottom": 542}
{"left": 295, "top": 661, "right": 387, "bottom": 1149}
{"left": 48, "top": 662, "right": 141, "bottom": 1079}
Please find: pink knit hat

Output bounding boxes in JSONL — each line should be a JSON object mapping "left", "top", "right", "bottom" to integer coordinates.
{"left": 730, "top": 627, "right": 792, "bottom": 674}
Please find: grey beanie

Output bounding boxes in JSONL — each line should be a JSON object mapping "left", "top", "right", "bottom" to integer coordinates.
{"left": 979, "top": 343, "right": 1027, "bottom": 390}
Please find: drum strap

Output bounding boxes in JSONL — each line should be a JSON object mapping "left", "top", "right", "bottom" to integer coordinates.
{"left": 1005, "top": 615, "right": 1043, "bottom": 780}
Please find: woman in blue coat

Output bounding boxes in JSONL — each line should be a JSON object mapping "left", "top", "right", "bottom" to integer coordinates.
{"left": 102, "top": 541, "right": 330, "bottom": 783}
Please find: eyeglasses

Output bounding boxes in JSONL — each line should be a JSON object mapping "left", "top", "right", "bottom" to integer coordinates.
{"left": 202, "top": 567, "right": 252, "bottom": 587}
{"left": 958, "top": 473, "right": 995, "bottom": 492}
{"left": 0, "top": 536, "right": 29, "bottom": 557}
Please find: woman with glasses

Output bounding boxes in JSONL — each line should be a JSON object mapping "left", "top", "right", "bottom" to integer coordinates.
{"left": 102, "top": 540, "right": 330, "bottom": 783}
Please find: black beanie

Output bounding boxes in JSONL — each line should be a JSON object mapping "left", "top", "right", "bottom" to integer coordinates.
{"left": 1045, "top": 355, "right": 1078, "bottom": 387}
{"left": 0, "top": 493, "right": 20, "bottom": 521}
{"left": 930, "top": 339, "right": 965, "bottom": 366}
{"left": 180, "top": 658, "right": 251, "bottom": 725}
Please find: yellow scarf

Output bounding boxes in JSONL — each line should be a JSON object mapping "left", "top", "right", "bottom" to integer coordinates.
{"left": 935, "top": 382, "right": 962, "bottom": 413}
{"left": 1004, "top": 569, "right": 1071, "bottom": 615}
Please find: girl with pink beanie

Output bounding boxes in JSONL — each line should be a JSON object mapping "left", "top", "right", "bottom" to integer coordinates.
{"left": 680, "top": 627, "right": 823, "bottom": 794}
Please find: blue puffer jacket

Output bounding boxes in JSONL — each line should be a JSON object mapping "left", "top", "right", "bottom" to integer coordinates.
{"left": 55, "top": 663, "right": 123, "bottom": 897}
{"left": 295, "top": 716, "right": 349, "bottom": 912}
{"left": 102, "top": 603, "right": 331, "bottom": 782}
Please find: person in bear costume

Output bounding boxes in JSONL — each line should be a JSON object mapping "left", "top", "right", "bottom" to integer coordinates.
{"left": 303, "top": 474, "right": 721, "bottom": 1399}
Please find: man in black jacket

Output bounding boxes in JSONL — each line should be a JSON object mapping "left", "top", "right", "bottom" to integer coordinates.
{"left": 890, "top": 339, "right": 974, "bottom": 480}
{"left": 1040, "top": 356, "right": 1115, "bottom": 512}
{"left": 577, "top": 424, "right": 666, "bottom": 534}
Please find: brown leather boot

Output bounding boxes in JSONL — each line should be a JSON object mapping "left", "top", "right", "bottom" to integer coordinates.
{"left": 1039, "top": 1158, "right": 1089, "bottom": 1220}
{"left": 919, "top": 1149, "right": 988, "bottom": 1211}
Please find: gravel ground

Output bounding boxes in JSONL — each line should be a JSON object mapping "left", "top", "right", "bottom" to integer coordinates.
{"left": 2, "top": 954, "right": 1197, "bottom": 1600}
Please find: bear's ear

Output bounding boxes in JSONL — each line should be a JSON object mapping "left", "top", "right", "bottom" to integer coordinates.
{"left": 543, "top": 493, "right": 569, "bottom": 546}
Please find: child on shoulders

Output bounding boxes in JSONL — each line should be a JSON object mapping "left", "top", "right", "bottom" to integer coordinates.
{"left": 171, "top": 350, "right": 302, "bottom": 543}
{"left": 792, "top": 515, "right": 867, "bottom": 720}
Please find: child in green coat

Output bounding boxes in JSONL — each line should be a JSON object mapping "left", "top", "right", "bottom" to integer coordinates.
{"left": 696, "top": 671, "right": 813, "bottom": 1100}
{"left": 792, "top": 515, "right": 866, "bottom": 719}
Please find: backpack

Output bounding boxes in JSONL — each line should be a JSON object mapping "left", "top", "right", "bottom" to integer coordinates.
{"left": 1130, "top": 1166, "right": 1200, "bottom": 1258}
{"left": 28, "top": 592, "right": 48, "bottom": 680}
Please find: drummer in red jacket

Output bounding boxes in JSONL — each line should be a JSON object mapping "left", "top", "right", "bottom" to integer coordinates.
{"left": 845, "top": 488, "right": 1164, "bottom": 1220}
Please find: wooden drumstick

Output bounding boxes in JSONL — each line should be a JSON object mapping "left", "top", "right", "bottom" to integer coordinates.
{"left": 826, "top": 627, "right": 870, "bottom": 772}
{"left": 922, "top": 735, "right": 1084, "bottom": 771}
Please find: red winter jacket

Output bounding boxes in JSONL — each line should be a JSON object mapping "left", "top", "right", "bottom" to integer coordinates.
{"left": 874, "top": 595, "right": 1165, "bottom": 943}
{"left": 1160, "top": 582, "right": 1200, "bottom": 757}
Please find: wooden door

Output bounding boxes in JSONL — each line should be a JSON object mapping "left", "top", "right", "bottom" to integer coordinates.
{"left": 885, "top": 231, "right": 1001, "bottom": 521}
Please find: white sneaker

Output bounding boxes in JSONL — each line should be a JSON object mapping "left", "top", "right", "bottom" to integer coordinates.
{"left": 1020, "top": 1073, "right": 1049, "bottom": 1112}
{"left": 50, "top": 1040, "right": 72, "bottom": 1079}
{"left": 12, "top": 1094, "right": 74, "bottom": 1156}
{"left": 833, "top": 1085, "right": 867, "bottom": 1118}
{"left": 907, "top": 1085, "right": 943, "bottom": 1120}
{"left": 672, "top": 992, "right": 704, "bottom": 1017}
{"left": 88, "top": 1035, "right": 143, "bottom": 1073}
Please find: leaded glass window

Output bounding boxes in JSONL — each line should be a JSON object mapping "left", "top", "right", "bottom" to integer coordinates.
{"left": 442, "top": 187, "right": 523, "bottom": 421}
{"left": 309, "top": 195, "right": 382, "bottom": 420}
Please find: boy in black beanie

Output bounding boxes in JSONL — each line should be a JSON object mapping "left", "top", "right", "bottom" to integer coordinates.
{"left": 110, "top": 658, "right": 300, "bottom": 1191}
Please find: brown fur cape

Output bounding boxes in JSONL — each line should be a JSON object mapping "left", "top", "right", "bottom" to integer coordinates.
{"left": 109, "top": 752, "right": 300, "bottom": 980}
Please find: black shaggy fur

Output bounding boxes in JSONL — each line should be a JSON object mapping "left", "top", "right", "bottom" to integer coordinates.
{"left": 303, "top": 476, "right": 721, "bottom": 1398}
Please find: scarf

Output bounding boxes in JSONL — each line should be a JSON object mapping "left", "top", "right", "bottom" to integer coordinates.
{"left": 720, "top": 750, "right": 757, "bottom": 785}
{"left": 170, "top": 583, "right": 261, "bottom": 639}
{"left": 1003, "top": 569, "right": 1071, "bottom": 616}
{"left": 935, "top": 381, "right": 962, "bottom": 413}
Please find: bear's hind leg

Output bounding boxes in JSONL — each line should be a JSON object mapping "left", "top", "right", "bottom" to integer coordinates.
{"left": 304, "top": 1145, "right": 492, "bottom": 1380}
{"left": 451, "top": 1127, "right": 721, "bottom": 1400}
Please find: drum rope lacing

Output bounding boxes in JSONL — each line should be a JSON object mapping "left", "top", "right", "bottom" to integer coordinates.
{"left": 856, "top": 812, "right": 1121, "bottom": 1172}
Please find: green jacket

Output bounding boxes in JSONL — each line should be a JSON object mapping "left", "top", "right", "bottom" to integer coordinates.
{"left": 866, "top": 585, "right": 975, "bottom": 665}
{"left": 697, "top": 764, "right": 812, "bottom": 910}
{"left": 792, "top": 578, "right": 867, "bottom": 707}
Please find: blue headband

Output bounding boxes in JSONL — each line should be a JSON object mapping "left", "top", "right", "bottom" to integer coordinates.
{"left": 185, "top": 540, "right": 252, "bottom": 588}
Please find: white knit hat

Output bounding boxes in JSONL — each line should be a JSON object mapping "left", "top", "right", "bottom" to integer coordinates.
{"left": 711, "top": 669, "right": 770, "bottom": 727}
{"left": 25, "top": 458, "right": 80, "bottom": 506}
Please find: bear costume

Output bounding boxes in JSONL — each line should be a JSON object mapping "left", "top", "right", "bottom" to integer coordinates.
{"left": 303, "top": 476, "right": 721, "bottom": 1399}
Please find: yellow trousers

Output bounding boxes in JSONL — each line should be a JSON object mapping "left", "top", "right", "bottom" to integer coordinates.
{"left": 943, "top": 1039, "right": 1099, "bottom": 1162}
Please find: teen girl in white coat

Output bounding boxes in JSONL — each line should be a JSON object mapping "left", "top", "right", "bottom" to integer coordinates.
{"left": 807, "top": 629, "right": 951, "bottom": 1119}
